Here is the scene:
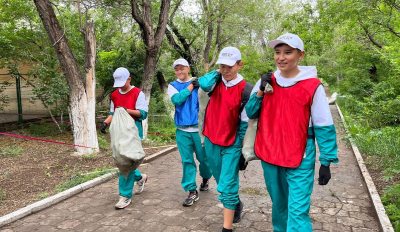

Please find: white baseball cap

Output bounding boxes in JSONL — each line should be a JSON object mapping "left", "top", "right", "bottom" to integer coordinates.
{"left": 216, "top": 47, "right": 241, "bottom": 66}
{"left": 172, "top": 58, "right": 189, "bottom": 69}
{"left": 268, "top": 33, "right": 304, "bottom": 51}
{"left": 113, "top": 67, "right": 130, "bottom": 87}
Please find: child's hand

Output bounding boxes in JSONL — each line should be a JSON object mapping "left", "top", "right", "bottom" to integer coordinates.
{"left": 216, "top": 69, "right": 220, "bottom": 73}
{"left": 318, "top": 165, "right": 331, "bottom": 185}
{"left": 260, "top": 73, "right": 272, "bottom": 92}
{"left": 116, "top": 106, "right": 127, "bottom": 111}
{"left": 191, "top": 79, "right": 200, "bottom": 89}
{"left": 100, "top": 122, "right": 108, "bottom": 134}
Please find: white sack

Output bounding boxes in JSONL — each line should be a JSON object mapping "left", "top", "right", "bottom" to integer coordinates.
{"left": 198, "top": 87, "right": 209, "bottom": 146}
{"left": 110, "top": 108, "right": 145, "bottom": 178}
{"left": 242, "top": 118, "right": 260, "bottom": 163}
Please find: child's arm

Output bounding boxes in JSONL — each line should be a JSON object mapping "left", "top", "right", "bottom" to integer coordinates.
{"left": 245, "top": 79, "right": 263, "bottom": 119}
{"left": 168, "top": 83, "right": 194, "bottom": 105}
{"left": 312, "top": 85, "right": 339, "bottom": 166}
{"left": 134, "top": 91, "right": 148, "bottom": 121}
{"left": 198, "top": 70, "right": 220, "bottom": 92}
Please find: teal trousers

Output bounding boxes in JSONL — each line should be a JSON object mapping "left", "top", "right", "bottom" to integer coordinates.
{"left": 261, "top": 138, "right": 317, "bottom": 232}
{"left": 119, "top": 169, "right": 142, "bottom": 199}
{"left": 176, "top": 129, "right": 213, "bottom": 192}
{"left": 204, "top": 136, "right": 241, "bottom": 210}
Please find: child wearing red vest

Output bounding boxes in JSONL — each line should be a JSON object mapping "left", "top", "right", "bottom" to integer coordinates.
{"left": 199, "top": 47, "right": 248, "bottom": 232}
{"left": 100, "top": 67, "right": 149, "bottom": 209}
{"left": 246, "top": 33, "right": 338, "bottom": 231}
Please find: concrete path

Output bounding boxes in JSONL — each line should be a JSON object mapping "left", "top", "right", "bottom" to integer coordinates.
{"left": 0, "top": 105, "right": 381, "bottom": 231}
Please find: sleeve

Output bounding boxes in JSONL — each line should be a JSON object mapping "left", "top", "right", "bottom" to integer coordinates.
{"left": 238, "top": 120, "right": 248, "bottom": 142}
{"left": 312, "top": 85, "right": 339, "bottom": 166}
{"left": 198, "top": 70, "right": 220, "bottom": 92}
{"left": 246, "top": 92, "right": 263, "bottom": 119}
{"left": 135, "top": 91, "right": 148, "bottom": 121}
{"left": 109, "top": 100, "right": 115, "bottom": 115}
{"left": 168, "top": 84, "right": 191, "bottom": 105}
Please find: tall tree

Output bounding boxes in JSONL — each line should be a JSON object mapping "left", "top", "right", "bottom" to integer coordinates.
{"left": 130, "top": 0, "right": 172, "bottom": 138}
{"left": 33, "top": 0, "right": 99, "bottom": 154}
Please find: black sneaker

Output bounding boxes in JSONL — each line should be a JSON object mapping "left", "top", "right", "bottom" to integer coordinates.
{"left": 199, "top": 178, "right": 209, "bottom": 191}
{"left": 183, "top": 190, "right": 199, "bottom": 207}
{"left": 233, "top": 199, "right": 243, "bottom": 223}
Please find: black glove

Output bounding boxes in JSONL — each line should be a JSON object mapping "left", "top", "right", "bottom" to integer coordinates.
{"left": 259, "top": 72, "right": 273, "bottom": 92}
{"left": 100, "top": 122, "right": 108, "bottom": 134}
{"left": 191, "top": 79, "right": 200, "bottom": 89}
{"left": 238, "top": 153, "right": 248, "bottom": 171}
{"left": 116, "top": 106, "right": 127, "bottom": 111}
{"left": 318, "top": 165, "right": 331, "bottom": 185}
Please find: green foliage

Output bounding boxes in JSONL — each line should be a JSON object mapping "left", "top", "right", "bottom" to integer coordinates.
{"left": 97, "top": 134, "right": 110, "bottom": 150}
{"left": 0, "top": 187, "right": 6, "bottom": 201}
{"left": 38, "top": 192, "right": 49, "bottom": 199}
{"left": 1, "top": 145, "right": 23, "bottom": 156}
{"left": 147, "top": 90, "right": 176, "bottom": 145}
{"left": 382, "top": 184, "right": 400, "bottom": 231}
{"left": 55, "top": 167, "right": 115, "bottom": 193}
{"left": 28, "top": 120, "right": 58, "bottom": 137}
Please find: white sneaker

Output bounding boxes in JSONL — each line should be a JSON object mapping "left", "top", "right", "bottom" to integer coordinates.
{"left": 115, "top": 196, "right": 131, "bottom": 209}
{"left": 136, "top": 174, "right": 148, "bottom": 194}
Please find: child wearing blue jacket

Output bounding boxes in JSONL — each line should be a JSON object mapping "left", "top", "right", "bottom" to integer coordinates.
{"left": 168, "top": 58, "right": 213, "bottom": 207}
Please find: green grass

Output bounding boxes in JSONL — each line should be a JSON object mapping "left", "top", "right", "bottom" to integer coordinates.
{"left": 147, "top": 114, "right": 176, "bottom": 145}
{"left": 1, "top": 145, "right": 23, "bottom": 156}
{"left": 0, "top": 187, "right": 6, "bottom": 201}
{"left": 339, "top": 103, "right": 400, "bottom": 229}
{"left": 55, "top": 166, "right": 115, "bottom": 193}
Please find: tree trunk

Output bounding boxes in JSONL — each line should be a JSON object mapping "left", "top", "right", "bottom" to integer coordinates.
{"left": 81, "top": 22, "right": 99, "bottom": 153}
{"left": 156, "top": 71, "right": 174, "bottom": 120}
{"left": 34, "top": 0, "right": 98, "bottom": 154}
{"left": 131, "top": 0, "right": 172, "bottom": 139}
{"left": 139, "top": 50, "right": 158, "bottom": 139}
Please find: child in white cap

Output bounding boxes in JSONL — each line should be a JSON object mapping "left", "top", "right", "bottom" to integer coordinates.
{"left": 100, "top": 67, "right": 149, "bottom": 209}
{"left": 167, "top": 58, "right": 213, "bottom": 207}
{"left": 198, "top": 47, "right": 251, "bottom": 232}
{"left": 246, "top": 33, "right": 338, "bottom": 231}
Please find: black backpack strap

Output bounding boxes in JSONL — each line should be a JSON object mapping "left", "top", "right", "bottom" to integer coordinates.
{"left": 240, "top": 81, "right": 254, "bottom": 114}
{"left": 207, "top": 73, "right": 223, "bottom": 97}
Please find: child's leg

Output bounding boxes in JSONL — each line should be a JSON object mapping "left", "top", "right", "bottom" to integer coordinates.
{"left": 119, "top": 169, "right": 142, "bottom": 198}
{"left": 176, "top": 129, "right": 198, "bottom": 192}
{"left": 192, "top": 132, "right": 212, "bottom": 180}
{"left": 286, "top": 167, "right": 315, "bottom": 232}
{"left": 261, "top": 161, "right": 289, "bottom": 232}
{"left": 204, "top": 137, "right": 223, "bottom": 183}
{"left": 217, "top": 145, "right": 241, "bottom": 210}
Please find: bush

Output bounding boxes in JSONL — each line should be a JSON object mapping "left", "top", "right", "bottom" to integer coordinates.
{"left": 382, "top": 184, "right": 400, "bottom": 232}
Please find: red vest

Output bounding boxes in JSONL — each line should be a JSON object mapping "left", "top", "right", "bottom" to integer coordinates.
{"left": 203, "top": 80, "right": 247, "bottom": 146}
{"left": 110, "top": 87, "right": 141, "bottom": 120}
{"left": 254, "top": 75, "right": 321, "bottom": 167}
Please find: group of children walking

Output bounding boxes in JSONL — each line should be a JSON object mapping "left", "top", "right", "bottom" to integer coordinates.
{"left": 100, "top": 33, "right": 338, "bottom": 232}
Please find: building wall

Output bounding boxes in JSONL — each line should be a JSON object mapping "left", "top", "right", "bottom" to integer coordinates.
{"left": 0, "top": 65, "right": 107, "bottom": 116}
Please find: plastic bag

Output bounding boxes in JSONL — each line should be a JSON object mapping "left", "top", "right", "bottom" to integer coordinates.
{"left": 110, "top": 108, "right": 145, "bottom": 178}
{"left": 198, "top": 87, "right": 209, "bottom": 146}
{"left": 241, "top": 118, "right": 260, "bottom": 163}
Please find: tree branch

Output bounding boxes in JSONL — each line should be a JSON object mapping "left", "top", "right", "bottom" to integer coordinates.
{"left": 358, "top": 20, "right": 383, "bottom": 48}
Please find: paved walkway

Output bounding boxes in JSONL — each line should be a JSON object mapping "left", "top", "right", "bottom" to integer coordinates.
{"left": 0, "top": 105, "right": 381, "bottom": 232}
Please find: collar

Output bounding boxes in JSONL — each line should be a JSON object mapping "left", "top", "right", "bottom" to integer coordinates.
{"left": 221, "top": 73, "right": 243, "bottom": 87}
{"left": 176, "top": 77, "right": 193, "bottom": 83}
